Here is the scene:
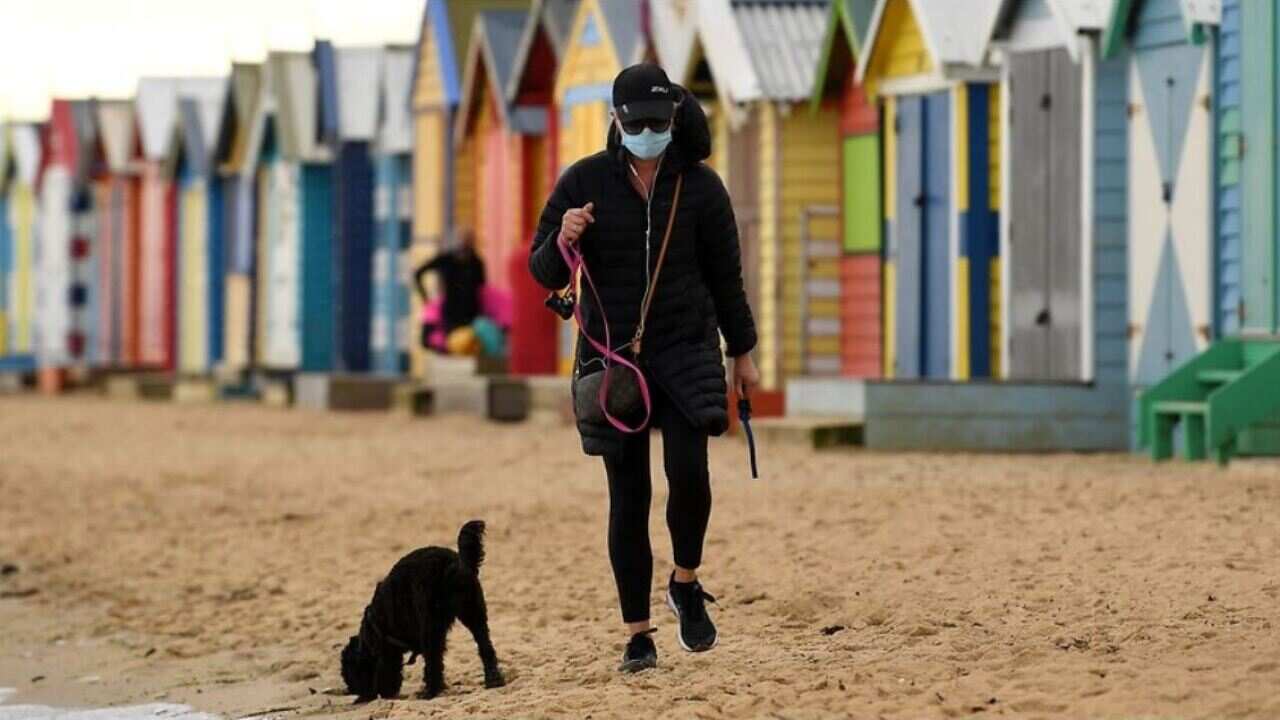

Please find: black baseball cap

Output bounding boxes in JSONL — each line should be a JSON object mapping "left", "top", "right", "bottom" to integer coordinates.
{"left": 612, "top": 64, "right": 676, "bottom": 122}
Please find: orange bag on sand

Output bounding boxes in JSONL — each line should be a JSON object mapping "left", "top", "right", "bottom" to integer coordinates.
{"left": 446, "top": 326, "right": 479, "bottom": 356}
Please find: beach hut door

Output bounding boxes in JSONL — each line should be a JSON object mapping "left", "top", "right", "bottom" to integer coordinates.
{"left": 800, "top": 206, "right": 841, "bottom": 375}
{"left": 892, "top": 92, "right": 951, "bottom": 379}
{"left": 1008, "top": 48, "right": 1083, "bottom": 380}
{"left": 1127, "top": 41, "right": 1212, "bottom": 386}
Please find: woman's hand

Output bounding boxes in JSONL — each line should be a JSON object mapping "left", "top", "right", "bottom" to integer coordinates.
{"left": 560, "top": 202, "right": 595, "bottom": 245}
{"left": 730, "top": 354, "right": 761, "bottom": 397}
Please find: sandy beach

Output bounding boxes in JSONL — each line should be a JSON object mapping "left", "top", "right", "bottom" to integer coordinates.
{"left": 1, "top": 394, "right": 1278, "bottom": 719}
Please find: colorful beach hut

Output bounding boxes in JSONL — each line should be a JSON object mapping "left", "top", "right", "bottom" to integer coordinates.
{"left": 504, "top": 0, "right": 579, "bottom": 376}
{"left": 214, "top": 63, "right": 262, "bottom": 376}
{"left": 986, "top": 0, "right": 1125, "bottom": 384}
{"left": 0, "top": 124, "right": 40, "bottom": 372}
{"left": 811, "top": 0, "right": 881, "bottom": 378}
{"left": 681, "top": 0, "right": 839, "bottom": 389}
{"left": 316, "top": 43, "right": 384, "bottom": 373}
{"left": 93, "top": 100, "right": 141, "bottom": 368}
{"left": 0, "top": 124, "right": 37, "bottom": 372}
{"left": 370, "top": 47, "right": 416, "bottom": 377}
{"left": 135, "top": 78, "right": 225, "bottom": 371}
{"left": 37, "top": 100, "right": 98, "bottom": 371}
{"left": 170, "top": 88, "right": 229, "bottom": 375}
{"left": 856, "top": 0, "right": 1003, "bottom": 381}
{"left": 1098, "top": 0, "right": 1218, "bottom": 393}
{"left": 242, "top": 51, "right": 334, "bottom": 373}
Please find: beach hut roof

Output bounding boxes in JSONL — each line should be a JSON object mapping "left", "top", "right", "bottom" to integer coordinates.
{"left": 317, "top": 44, "right": 385, "bottom": 143}
{"left": 214, "top": 63, "right": 262, "bottom": 174}
{"left": 455, "top": 9, "right": 528, "bottom": 141}
{"left": 810, "top": 0, "right": 877, "bottom": 106}
{"left": 691, "top": 0, "right": 829, "bottom": 105}
{"left": 243, "top": 50, "right": 330, "bottom": 169}
{"left": 411, "top": 0, "right": 531, "bottom": 110}
{"left": 650, "top": 0, "right": 699, "bottom": 87}
{"left": 95, "top": 100, "right": 137, "bottom": 174}
{"left": 506, "top": 0, "right": 579, "bottom": 104}
{"left": 136, "top": 77, "right": 225, "bottom": 162}
{"left": 9, "top": 123, "right": 42, "bottom": 187}
{"left": 1101, "top": 0, "right": 1219, "bottom": 58}
{"left": 176, "top": 83, "right": 228, "bottom": 177}
{"left": 856, "top": 0, "right": 1003, "bottom": 84}
{"left": 377, "top": 47, "right": 416, "bottom": 155}
{"left": 986, "top": 0, "right": 1115, "bottom": 60}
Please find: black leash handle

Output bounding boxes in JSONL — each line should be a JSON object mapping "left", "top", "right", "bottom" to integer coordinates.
{"left": 737, "top": 393, "right": 759, "bottom": 480}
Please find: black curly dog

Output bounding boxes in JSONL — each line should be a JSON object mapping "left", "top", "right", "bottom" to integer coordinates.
{"left": 341, "top": 520, "right": 504, "bottom": 701}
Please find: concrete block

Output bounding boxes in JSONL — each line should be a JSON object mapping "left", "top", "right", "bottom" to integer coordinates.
{"left": 526, "top": 375, "right": 571, "bottom": 411}
{"left": 0, "top": 373, "right": 25, "bottom": 394}
{"left": 433, "top": 378, "right": 488, "bottom": 415}
{"left": 488, "top": 377, "right": 530, "bottom": 422}
{"left": 136, "top": 374, "right": 175, "bottom": 401}
{"left": 752, "top": 416, "right": 863, "bottom": 450}
{"left": 260, "top": 381, "right": 292, "bottom": 408}
{"left": 786, "top": 378, "right": 865, "bottom": 418}
{"left": 429, "top": 355, "right": 477, "bottom": 384}
{"left": 173, "top": 378, "right": 217, "bottom": 404}
{"left": 295, "top": 374, "right": 396, "bottom": 412}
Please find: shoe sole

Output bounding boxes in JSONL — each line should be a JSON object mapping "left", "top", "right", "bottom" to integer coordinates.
{"left": 619, "top": 657, "right": 657, "bottom": 673}
{"left": 666, "top": 591, "right": 718, "bottom": 653}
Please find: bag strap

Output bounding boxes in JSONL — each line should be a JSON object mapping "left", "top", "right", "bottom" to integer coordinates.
{"left": 630, "top": 174, "right": 683, "bottom": 356}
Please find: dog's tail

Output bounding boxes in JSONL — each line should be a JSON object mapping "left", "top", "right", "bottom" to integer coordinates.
{"left": 458, "top": 520, "right": 486, "bottom": 572}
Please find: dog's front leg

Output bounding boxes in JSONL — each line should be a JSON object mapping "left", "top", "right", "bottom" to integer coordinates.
{"left": 458, "top": 590, "right": 504, "bottom": 689}
{"left": 417, "top": 623, "right": 448, "bottom": 699}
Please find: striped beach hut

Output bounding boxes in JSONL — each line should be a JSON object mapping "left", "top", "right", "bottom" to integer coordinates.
{"left": 370, "top": 47, "right": 416, "bottom": 377}
{"left": 316, "top": 43, "right": 382, "bottom": 373}
{"left": 1099, "top": 0, "right": 1218, "bottom": 393}
{"left": 93, "top": 100, "right": 141, "bottom": 368}
{"left": 242, "top": 51, "right": 334, "bottom": 373}
{"left": 856, "top": 0, "right": 1003, "bottom": 380}
{"left": 170, "top": 88, "right": 229, "bottom": 375}
{"left": 986, "top": 0, "right": 1125, "bottom": 383}
{"left": 135, "top": 78, "right": 225, "bottom": 371}
{"left": 682, "top": 0, "right": 840, "bottom": 390}
{"left": 0, "top": 124, "right": 40, "bottom": 372}
{"left": 504, "top": 0, "right": 579, "bottom": 376}
{"left": 455, "top": 9, "right": 529, "bottom": 305}
{"left": 811, "top": 0, "right": 882, "bottom": 378}
{"left": 214, "top": 63, "right": 262, "bottom": 376}
{"left": 37, "top": 100, "right": 98, "bottom": 371}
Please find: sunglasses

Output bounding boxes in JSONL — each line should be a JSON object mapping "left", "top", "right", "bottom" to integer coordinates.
{"left": 619, "top": 117, "right": 673, "bottom": 135}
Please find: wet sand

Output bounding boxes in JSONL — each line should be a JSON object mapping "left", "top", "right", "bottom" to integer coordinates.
{"left": 1, "top": 394, "right": 1278, "bottom": 719}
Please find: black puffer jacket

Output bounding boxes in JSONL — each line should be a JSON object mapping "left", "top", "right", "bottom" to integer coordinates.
{"left": 529, "top": 90, "right": 757, "bottom": 456}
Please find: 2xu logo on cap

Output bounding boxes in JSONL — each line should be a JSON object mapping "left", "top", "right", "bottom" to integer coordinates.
{"left": 651, "top": 86, "right": 669, "bottom": 94}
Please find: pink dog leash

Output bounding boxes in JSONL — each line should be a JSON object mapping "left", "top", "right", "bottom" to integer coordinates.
{"left": 557, "top": 233, "right": 653, "bottom": 434}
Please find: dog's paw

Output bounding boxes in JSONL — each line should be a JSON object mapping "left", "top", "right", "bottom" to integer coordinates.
{"left": 417, "top": 685, "right": 445, "bottom": 700}
{"left": 352, "top": 695, "right": 375, "bottom": 705}
{"left": 485, "top": 671, "right": 506, "bottom": 689}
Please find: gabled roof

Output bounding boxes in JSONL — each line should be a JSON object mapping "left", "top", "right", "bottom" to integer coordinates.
{"left": 378, "top": 47, "right": 416, "bottom": 156}
{"left": 596, "top": 0, "right": 647, "bottom": 69}
{"left": 135, "top": 77, "right": 225, "bottom": 162}
{"left": 1101, "top": 0, "right": 1219, "bottom": 58}
{"left": 175, "top": 85, "right": 228, "bottom": 178}
{"left": 319, "top": 45, "right": 385, "bottom": 143}
{"left": 410, "top": 0, "right": 531, "bottom": 110}
{"left": 215, "top": 63, "right": 262, "bottom": 175}
{"left": 455, "top": 9, "right": 528, "bottom": 142}
{"left": 242, "top": 50, "right": 330, "bottom": 173}
{"left": 507, "top": 0, "right": 580, "bottom": 103}
{"left": 690, "top": 0, "right": 828, "bottom": 109}
{"left": 856, "top": 0, "right": 1002, "bottom": 84}
{"left": 650, "top": 0, "right": 699, "bottom": 86}
{"left": 811, "top": 0, "right": 877, "bottom": 106}
{"left": 9, "top": 123, "right": 43, "bottom": 187}
{"left": 986, "top": 0, "right": 1113, "bottom": 61}
{"left": 95, "top": 99, "right": 137, "bottom": 174}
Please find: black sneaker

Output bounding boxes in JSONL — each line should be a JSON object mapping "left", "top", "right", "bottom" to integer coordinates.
{"left": 619, "top": 629, "right": 658, "bottom": 673}
{"left": 666, "top": 573, "right": 718, "bottom": 652}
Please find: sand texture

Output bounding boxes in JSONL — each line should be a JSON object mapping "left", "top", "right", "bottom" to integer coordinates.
{"left": 1, "top": 395, "right": 1279, "bottom": 719}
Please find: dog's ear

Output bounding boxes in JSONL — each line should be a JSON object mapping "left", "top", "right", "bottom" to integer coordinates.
{"left": 458, "top": 520, "right": 486, "bottom": 572}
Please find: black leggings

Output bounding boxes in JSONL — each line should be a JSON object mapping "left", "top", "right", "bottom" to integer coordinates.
{"left": 603, "top": 388, "right": 711, "bottom": 623}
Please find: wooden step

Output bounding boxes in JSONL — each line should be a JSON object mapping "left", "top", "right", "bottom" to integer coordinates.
{"left": 1153, "top": 400, "right": 1207, "bottom": 415}
{"left": 751, "top": 416, "right": 862, "bottom": 450}
{"left": 1197, "top": 369, "right": 1243, "bottom": 385}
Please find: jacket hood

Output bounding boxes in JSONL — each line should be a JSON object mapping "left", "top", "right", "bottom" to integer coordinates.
{"left": 606, "top": 84, "right": 712, "bottom": 169}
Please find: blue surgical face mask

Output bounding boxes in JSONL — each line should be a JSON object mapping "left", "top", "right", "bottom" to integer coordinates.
{"left": 620, "top": 127, "right": 672, "bottom": 160}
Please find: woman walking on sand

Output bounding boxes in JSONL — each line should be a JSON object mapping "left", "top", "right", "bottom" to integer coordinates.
{"left": 528, "top": 64, "right": 759, "bottom": 673}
